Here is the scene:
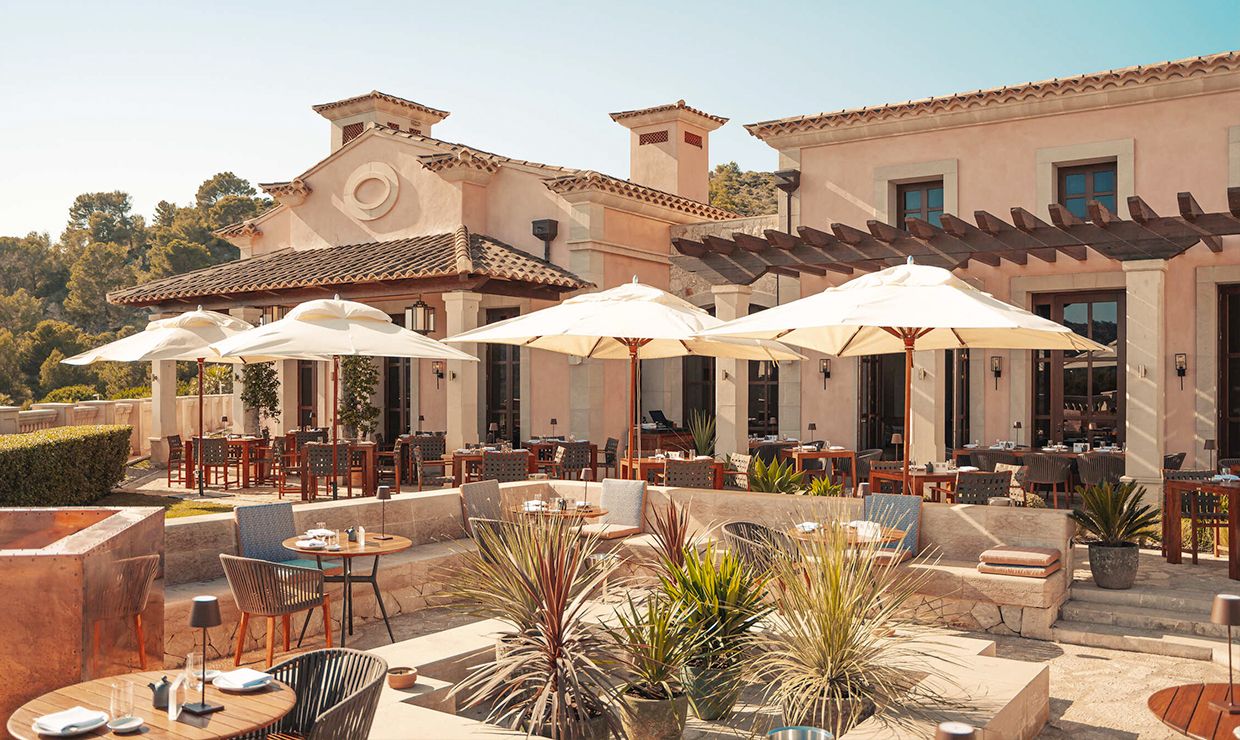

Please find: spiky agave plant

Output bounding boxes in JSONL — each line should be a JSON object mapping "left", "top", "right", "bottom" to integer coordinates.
{"left": 446, "top": 516, "right": 621, "bottom": 739}
{"left": 1070, "top": 481, "right": 1160, "bottom": 547}
{"left": 752, "top": 520, "right": 953, "bottom": 737}
{"left": 748, "top": 456, "right": 805, "bottom": 493}
{"left": 687, "top": 409, "right": 716, "bottom": 457}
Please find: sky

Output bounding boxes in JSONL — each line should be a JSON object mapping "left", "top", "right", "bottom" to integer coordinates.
{"left": 0, "top": 0, "right": 1237, "bottom": 239}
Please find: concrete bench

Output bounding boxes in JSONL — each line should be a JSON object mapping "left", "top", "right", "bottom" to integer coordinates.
{"left": 898, "top": 558, "right": 1068, "bottom": 639}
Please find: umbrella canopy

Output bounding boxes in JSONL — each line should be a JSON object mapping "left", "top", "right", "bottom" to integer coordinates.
{"left": 698, "top": 261, "right": 1106, "bottom": 356}
{"left": 446, "top": 279, "right": 802, "bottom": 479}
{"left": 210, "top": 298, "right": 476, "bottom": 362}
{"left": 62, "top": 309, "right": 259, "bottom": 365}
{"left": 701, "top": 261, "right": 1108, "bottom": 491}
{"left": 445, "top": 279, "right": 803, "bottom": 361}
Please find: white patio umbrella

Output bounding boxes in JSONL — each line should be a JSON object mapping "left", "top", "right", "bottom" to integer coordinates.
{"left": 700, "top": 260, "right": 1109, "bottom": 491}
{"left": 444, "top": 278, "right": 803, "bottom": 478}
{"left": 62, "top": 308, "right": 265, "bottom": 497}
{"left": 211, "top": 297, "right": 477, "bottom": 497}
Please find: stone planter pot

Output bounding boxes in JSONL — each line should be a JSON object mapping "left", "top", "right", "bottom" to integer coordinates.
{"left": 686, "top": 662, "right": 742, "bottom": 721}
{"left": 783, "top": 694, "right": 875, "bottom": 736}
{"left": 1088, "top": 541, "right": 1139, "bottom": 589}
{"left": 619, "top": 691, "right": 689, "bottom": 740}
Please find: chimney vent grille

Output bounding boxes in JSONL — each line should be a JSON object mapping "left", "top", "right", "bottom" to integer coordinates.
{"left": 684, "top": 131, "right": 703, "bottom": 148}
{"left": 638, "top": 130, "right": 669, "bottom": 145}
{"left": 342, "top": 122, "right": 365, "bottom": 145}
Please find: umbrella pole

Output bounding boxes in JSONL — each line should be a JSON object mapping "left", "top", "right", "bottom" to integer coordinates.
{"left": 197, "top": 357, "right": 205, "bottom": 498}
{"left": 901, "top": 332, "right": 914, "bottom": 495}
{"left": 628, "top": 343, "right": 637, "bottom": 481}
{"left": 331, "top": 355, "right": 339, "bottom": 500}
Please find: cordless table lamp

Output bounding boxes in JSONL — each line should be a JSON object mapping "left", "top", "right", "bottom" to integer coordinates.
{"left": 1211, "top": 593, "right": 1240, "bottom": 713}
{"left": 374, "top": 484, "right": 394, "bottom": 540}
{"left": 184, "top": 596, "right": 223, "bottom": 715}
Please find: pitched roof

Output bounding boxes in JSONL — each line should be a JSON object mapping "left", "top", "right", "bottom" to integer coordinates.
{"left": 609, "top": 99, "right": 729, "bottom": 126}
{"left": 311, "top": 90, "right": 450, "bottom": 123}
{"left": 544, "top": 171, "right": 740, "bottom": 221}
{"left": 111, "top": 226, "right": 591, "bottom": 306}
{"left": 746, "top": 50, "right": 1240, "bottom": 140}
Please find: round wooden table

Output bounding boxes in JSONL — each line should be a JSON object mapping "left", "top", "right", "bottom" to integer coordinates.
{"left": 1149, "top": 683, "right": 1240, "bottom": 739}
{"left": 787, "top": 523, "right": 906, "bottom": 546}
{"left": 509, "top": 505, "right": 608, "bottom": 520}
{"left": 282, "top": 534, "right": 411, "bottom": 648}
{"left": 7, "top": 669, "right": 294, "bottom": 739}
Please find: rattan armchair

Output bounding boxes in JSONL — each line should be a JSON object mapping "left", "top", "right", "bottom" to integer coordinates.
{"left": 1077, "top": 453, "right": 1125, "bottom": 487}
{"left": 220, "top": 554, "right": 333, "bottom": 668}
{"left": 1022, "top": 453, "right": 1074, "bottom": 508}
{"left": 237, "top": 648, "right": 387, "bottom": 740}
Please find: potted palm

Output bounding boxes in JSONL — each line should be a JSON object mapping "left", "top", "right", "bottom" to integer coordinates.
{"left": 662, "top": 545, "right": 771, "bottom": 720}
{"left": 1071, "top": 481, "right": 1159, "bottom": 589}
{"left": 446, "top": 517, "right": 619, "bottom": 739}
{"left": 606, "top": 594, "right": 701, "bottom": 740}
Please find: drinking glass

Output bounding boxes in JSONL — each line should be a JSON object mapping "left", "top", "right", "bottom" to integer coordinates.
{"left": 185, "top": 652, "right": 202, "bottom": 691}
{"left": 316, "top": 521, "right": 326, "bottom": 531}
{"left": 110, "top": 680, "right": 134, "bottom": 721}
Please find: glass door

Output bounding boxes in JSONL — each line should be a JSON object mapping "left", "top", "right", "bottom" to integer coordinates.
{"left": 485, "top": 308, "right": 521, "bottom": 446}
{"left": 296, "top": 360, "right": 317, "bottom": 428}
{"left": 1219, "top": 285, "right": 1240, "bottom": 458}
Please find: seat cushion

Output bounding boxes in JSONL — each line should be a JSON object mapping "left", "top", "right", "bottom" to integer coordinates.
{"left": 977, "top": 560, "right": 1062, "bottom": 578}
{"left": 579, "top": 523, "right": 641, "bottom": 540}
{"left": 978, "top": 546, "right": 1061, "bottom": 567}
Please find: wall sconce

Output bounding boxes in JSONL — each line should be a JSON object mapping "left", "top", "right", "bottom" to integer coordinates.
{"left": 431, "top": 361, "right": 445, "bottom": 388}
{"left": 990, "top": 356, "right": 1002, "bottom": 390}
{"left": 1175, "top": 353, "right": 1188, "bottom": 390}
{"left": 405, "top": 298, "right": 436, "bottom": 335}
{"left": 819, "top": 359, "right": 831, "bottom": 389}
{"left": 721, "top": 369, "right": 731, "bottom": 381}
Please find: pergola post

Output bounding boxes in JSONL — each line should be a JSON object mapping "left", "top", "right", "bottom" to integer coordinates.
{"left": 1123, "top": 259, "right": 1167, "bottom": 505}
{"left": 712, "top": 284, "right": 752, "bottom": 457}
{"left": 444, "top": 290, "right": 483, "bottom": 451}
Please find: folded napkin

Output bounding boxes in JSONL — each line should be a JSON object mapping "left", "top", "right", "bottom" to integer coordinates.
{"left": 848, "top": 520, "right": 881, "bottom": 538}
{"left": 35, "top": 707, "right": 106, "bottom": 733}
{"left": 796, "top": 521, "right": 819, "bottom": 532}
{"left": 295, "top": 538, "right": 326, "bottom": 548}
{"left": 305, "top": 528, "right": 333, "bottom": 538}
{"left": 217, "top": 668, "right": 272, "bottom": 689}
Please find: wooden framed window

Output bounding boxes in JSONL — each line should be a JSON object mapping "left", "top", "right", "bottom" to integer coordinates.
{"left": 896, "top": 180, "right": 944, "bottom": 227}
{"left": 1057, "top": 162, "right": 1117, "bottom": 219}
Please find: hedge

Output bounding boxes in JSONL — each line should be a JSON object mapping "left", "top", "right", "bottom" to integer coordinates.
{"left": 0, "top": 425, "right": 132, "bottom": 506}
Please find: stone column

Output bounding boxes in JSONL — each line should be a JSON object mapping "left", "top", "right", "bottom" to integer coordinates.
{"left": 275, "top": 360, "right": 298, "bottom": 434}
{"left": 909, "top": 351, "right": 947, "bottom": 462}
{"left": 0, "top": 406, "right": 18, "bottom": 434}
{"left": 569, "top": 249, "right": 606, "bottom": 445}
{"left": 713, "top": 284, "right": 752, "bottom": 457}
{"left": 1123, "top": 260, "right": 1167, "bottom": 503}
{"left": 776, "top": 277, "right": 802, "bottom": 439}
{"left": 444, "top": 291, "right": 483, "bottom": 450}
{"left": 148, "top": 359, "right": 177, "bottom": 467}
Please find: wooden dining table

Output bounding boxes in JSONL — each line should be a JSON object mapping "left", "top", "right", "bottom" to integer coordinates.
{"left": 283, "top": 533, "right": 411, "bottom": 646}
{"left": 508, "top": 504, "right": 608, "bottom": 520}
{"left": 1163, "top": 478, "right": 1240, "bottom": 579}
{"left": 185, "top": 436, "right": 267, "bottom": 489}
{"left": 869, "top": 466, "right": 959, "bottom": 498}
{"left": 1148, "top": 682, "right": 1240, "bottom": 739}
{"left": 7, "top": 669, "right": 296, "bottom": 739}
{"left": 786, "top": 523, "right": 906, "bottom": 546}
{"left": 780, "top": 447, "right": 858, "bottom": 491}
{"left": 619, "top": 457, "right": 725, "bottom": 489}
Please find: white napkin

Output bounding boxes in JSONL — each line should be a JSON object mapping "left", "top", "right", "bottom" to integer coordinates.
{"left": 35, "top": 707, "right": 106, "bottom": 733}
{"left": 958, "top": 466, "right": 979, "bottom": 472}
{"left": 295, "top": 538, "right": 325, "bottom": 549}
{"left": 522, "top": 501, "right": 545, "bottom": 510}
{"left": 829, "top": 445, "right": 845, "bottom": 451}
{"left": 216, "top": 668, "right": 272, "bottom": 689}
{"left": 848, "top": 520, "right": 881, "bottom": 539}
{"left": 796, "top": 521, "right": 819, "bottom": 532}
{"left": 305, "top": 528, "right": 333, "bottom": 538}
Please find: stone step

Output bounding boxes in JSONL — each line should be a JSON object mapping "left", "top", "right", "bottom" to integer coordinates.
{"left": 1052, "top": 619, "right": 1239, "bottom": 665}
{"left": 1068, "top": 580, "right": 1217, "bottom": 614}
{"left": 1060, "top": 601, "right": 1229, "bottom": 639}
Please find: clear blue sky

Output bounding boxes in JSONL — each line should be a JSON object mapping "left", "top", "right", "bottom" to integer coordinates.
{"left": 1, "top": 0, "right": 1236, "bottom": 238}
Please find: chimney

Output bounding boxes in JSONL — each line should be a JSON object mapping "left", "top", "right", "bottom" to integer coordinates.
{"left": 610, "top": 100, "right": 727, "bottom": 204}
{"left": 312, "top": 90, "right": 451, "bottom": 152}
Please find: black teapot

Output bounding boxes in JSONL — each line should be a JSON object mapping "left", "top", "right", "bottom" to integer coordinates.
{"left": 148, "top": 675, "right": 172, "bottom": 709}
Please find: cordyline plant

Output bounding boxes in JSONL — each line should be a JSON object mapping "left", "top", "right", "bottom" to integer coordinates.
{"left": 751, "top": 519, "right": 959, "bottom": 737}
{"left": 445, "top": 516, "right": 621, "bottom": 739}
{"left": 646, "top": 497, "right": 696, "bottom": 572}
{"left": 1070, "top": 481, "right": 1160, "bottom": 547}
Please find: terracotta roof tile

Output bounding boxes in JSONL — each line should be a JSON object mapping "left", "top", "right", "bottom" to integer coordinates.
{"left": 609, "top": 99, "right": 729, "bottom": 126}
{"left": 746, "top": 51, "right": 1240, "bottom": 139}
{"left": 544, "top": 171, "right": 740, "bottom": 221}
{"left": 311, "top": 90, "right": 450, "bottom": 122}
{"left": 110, "top": 227, "right": 590, "bottom": 306}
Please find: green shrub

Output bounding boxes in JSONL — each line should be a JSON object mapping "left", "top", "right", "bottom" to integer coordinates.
{"left": 0, "top": 425, "right": 131, "bottom": 506}
{"left": 40, "top": 384, "right": 100, "bottom": 403}
{"left": 804, "top": 476, "right": 847, "bottom": 496}
{"left": 748, "top": 456, "right": 805, "bottom": 493}
{"left": 109, "top": 385, "right": 151, "bottom": 400}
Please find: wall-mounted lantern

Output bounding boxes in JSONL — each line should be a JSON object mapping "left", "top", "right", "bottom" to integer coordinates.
{"left": 431, "top": 361, "right": 445, "bottom": 388}
{"left": 406, "top": 298, "right": 436, "bottom": 335}
{"left": 819, "top": 358, "right": 831, "bottom": 389}
{"left": 990, "top": 356, "right": 1003, "bottom": 390}
{"left": 1175, "top": 353, "right": 1188, "bottom": 390}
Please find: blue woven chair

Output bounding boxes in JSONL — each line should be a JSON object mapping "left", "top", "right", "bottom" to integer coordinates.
{"left": 863, "top": 493, "right": 921, "bottom": 565}
{"left": 235, "top": 502, "right": 339, "bottom": 572}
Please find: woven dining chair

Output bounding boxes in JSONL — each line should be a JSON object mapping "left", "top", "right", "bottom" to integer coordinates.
{"left": 722, "top": 521, "right": 794, "bottom": 574}
{"left": 726, "top": 452, "right": 754, "bottom": 490}
{"left": 1165, "top": 468, "right": 1226, "bottom": 561}
{"left": 863, "top": 493, "right": 922, "bottom": 565}
{"left": 1163, "top": 452, "right": 1187, "bottom": 471}
{"left": 234, "top": 648, "right": 386, "bottom": 740}
{"left": 220, "top": 554, "right": 333, "bottom": 668}
{"left": 375, "top": 437, "right": 405, "bottom": 494}
{"left": 547, "top": 442, "right": 591, "bottom": 480}
{"left": 935, "top": 470, "right": 1013, "bottom": 505}
{"left": 195, "top": 437, "right": 236, "bottom": 490}
{"left": 304, "top": 442, "right": 352, "bottom": 500}
{"left": 481, "top": 450, "right": 531, "bottom": 483}
{"left": 166, "top": 435, "right": 184, "bottom": 486}
{"left": 1077, "top": 453, "right": 1126, "bottom": 487}
{"left": 413, "top": 447, "right": 453, "bottom": 491}
{"left": 600, "top": 437, "right": 620, "bottom": 479}
{"left": 1022, "top": 453, "right": 1074, "bottom": 508}
{"left": 267, "top": 437, "right": 304, "bottom": 499}
{"left": 234, "top": 502, "right": 340, "bottom": 573}
{"left": 460, "top": 479, "right": 503, "bottom": 534}
{"left": 663, "top": 458, "right": 714, "bottom": 488}
{"left": 868, "top": 459, "right": 907, "bottom": 494}
{"left": 89, "top": 553, "right": 159, "bottom": 672}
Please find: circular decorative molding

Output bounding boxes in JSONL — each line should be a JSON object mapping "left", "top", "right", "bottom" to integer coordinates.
{"left": 344, "top": 162, "right": 399, "bottom": 221}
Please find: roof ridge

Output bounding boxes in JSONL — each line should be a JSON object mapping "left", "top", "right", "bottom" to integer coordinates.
{"left": 452, "top": 225, "right": 475, "bottom": 275}
{"left": 746, "top": 49, "right": 1240, "bottom": 139}
{"left": 544, "top": 170, "right": 739, "bottom": 221}
{"left": 609, "top": 99, "right": 729, "bottom": 126}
